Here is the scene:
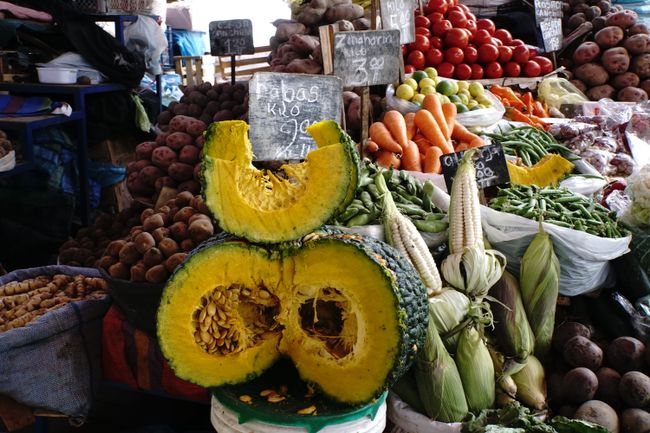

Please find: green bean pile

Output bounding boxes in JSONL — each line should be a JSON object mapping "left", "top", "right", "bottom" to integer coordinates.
{"left": 332, "top": 163, "right": 447, "bottom": 233}
{"left": 488, "top": 185, "right": 629, "bottom": 238}
{"left": 482, "top": 126, "right": 578, "bottom": 166}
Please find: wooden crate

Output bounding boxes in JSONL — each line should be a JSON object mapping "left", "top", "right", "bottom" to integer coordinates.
{"left": 215, "top": 45, "right": 272, "bottom": 82}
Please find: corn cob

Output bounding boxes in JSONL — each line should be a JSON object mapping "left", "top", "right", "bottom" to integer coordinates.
{"left": 427, "top": 289, "right": 470, "bottom": 351}
{"left": 520, "top": 222, "right": 560, "bottom": 359}
{"left": 511, "top": 355, "right": 547, "bottom": 410}
{"left": 488, "top": 271, "right": 535, "bottom": 364}
{"left": 415, "top": 319, "right": 468, "bottom": 422}
{"left": 376, "top": 173, "right": 443, "bottom": 296}
{"left": 487, "top": 345, "right": 518, "bottom": 398}
{"left": 456, "top": 324, "right": 495, "bottom": 413}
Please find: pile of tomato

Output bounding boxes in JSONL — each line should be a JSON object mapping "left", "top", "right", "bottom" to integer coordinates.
{"left": 404, "top": 0, "right": 554, "bottom": 79}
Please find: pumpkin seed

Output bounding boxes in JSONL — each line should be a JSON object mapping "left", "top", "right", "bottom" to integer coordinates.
{"left": 259, "top": 389, "right": 274, "bottom": 397}
{"left": 200, "top": 331, "right": 212, "bottom": 343}
{"left": 297, "top": 405, "right": 317, "bottom": 415}
{"left": 258, "top": 290, "right": 270, "bottom": 299}
{"left": 207, "top": 303, "right": 217, "bottom": 316}
{"left": 267, "top": 394, "right": 285, "bottom": 403}
{"left": 241, "top": 288, "right": 251, "bottom": 297}
{"left": 239, "top": 395, "right": 252, "bottom": 403}
{"left": 199, "top": 308, "right": 207, "bottom": 322}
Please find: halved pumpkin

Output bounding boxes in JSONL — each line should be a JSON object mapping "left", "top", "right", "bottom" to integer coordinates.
{"left": 157, "top": 231, "right": 428, "bottom": 405}
{"left": 201, "top": 120, "right": 359, "bottom": 243}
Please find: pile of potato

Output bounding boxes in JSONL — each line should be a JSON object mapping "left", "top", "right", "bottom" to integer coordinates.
{"left": 0, "top": 130, "right": 12, "bottom": 159}
{"left": 562, "top": 0, "right": 650, "bottom": 102}
{"left": 343, "top": 90, "right": 383, "bottom": 141}
{"left": 99, "top": 191, "right": 215, "bottom": 284}
{"left": 548, "top": 322, "right": 650, "bottom": 433}
{"left": 269, "top": 0, "right": 370, "bottom": 73}
{"left": 58, "top": 206, "right": 145, "bottom": 267}
{"left": 0, "top": 274, "right": 107, "bottom": 332}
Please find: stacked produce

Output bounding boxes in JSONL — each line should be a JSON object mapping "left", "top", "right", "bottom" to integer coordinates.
{"left": 404, "top": 1, "right": 552, "bottom": 78}
{"left": 0, "top": 274, "right": 107, "bottom": 332}
{"left": 563, "top": 0, "right": 650, "bottom": 101}
{"left": 0, "top": 130, "right": 12, "bottom": 159}
{"left": 331, "top": 162, "right": 447, "bottom": 232}
{"left": 269, "top": 0, "right": 369, "bottom": 73}
{"left": 343, "top": 90, "right": 383, "bottom": 142}
{"left": 365, "top": 97, "right": 485, "bottom": 173}
{"left": 484, "top": 125, "right": 576, "bottom": 166}
{"left": 98, "top": 191, "right": 214, "bottom": 284}
{"left": 489, "top": 86, "right": 549, "bottom": 128}
{"left": 547, "top": 322, "right": 650, "bottom": 433}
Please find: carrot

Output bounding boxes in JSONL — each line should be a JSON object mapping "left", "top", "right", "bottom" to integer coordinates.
{"left": 369, "top": 122, "right": 402, "bottom": 153}
{"left": 383, "top": 111, "right": 409, "bottom": 149}
{"left": 375, "top": 150, "right": 401, "bottom": 169}
{"left": 366, "top": 139, "right": 379, "bottom": 153}
{"left": 469, "top": 137, "right": 485, "bottom": 148}
{"left": 404, "top": 112, "right": 417, "bottom": 140}
{"left": 423, "top": 94, "right": 450, "bottom": 140}
{"left": 455, "top": 142, "right": 469, "bottom": 151}
{"left": 452, "top": 122, "right": 481, "bottom": 144}
{"left": 401, "top": 140, "right": 421, "bottom": 172}
{"left": 423, "top": 146, "right": 443, "bottom": 174}
{"left": 414, "top": 136, "right": 434, "bottom": 154}
{"left": 414, "top": 110, "right": 454, "bottom": 154}
{"left": 442, "top": 103, "right": 457, "bottom": 138}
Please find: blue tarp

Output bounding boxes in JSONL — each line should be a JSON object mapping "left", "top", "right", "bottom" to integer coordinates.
{"left": 171, "top": 29, "right": 206, "bottom": 57}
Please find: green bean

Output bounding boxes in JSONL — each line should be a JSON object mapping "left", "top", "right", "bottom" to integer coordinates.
{"left": 339, "top": 206, "right": 360, "bottom": 222}
{"left": 347, "top": 212, "right": 372, "bottom": 227}
{"left": 360, "top": 191, "right": 374, "bottom": 210}
{"left": 413, "top": 219, "right": 448, "bottom": 233}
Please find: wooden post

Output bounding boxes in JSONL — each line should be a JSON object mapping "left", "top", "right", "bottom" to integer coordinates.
{"left": 230, "top": 55, "right": 236, "bottom": 85}
{"left": 371, "top": 0, "right": 378, "bottom": 30}
{"left": 360, "top": 86, "right": 370, "bottom": 154}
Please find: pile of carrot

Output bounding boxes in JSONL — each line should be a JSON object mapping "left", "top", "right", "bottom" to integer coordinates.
{"left": 365, "top": 94, "right": 486, "bottom": 174}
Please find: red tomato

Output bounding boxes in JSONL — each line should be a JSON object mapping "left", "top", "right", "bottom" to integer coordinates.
{"left": 494, "top": 29, "right": 513, "bottom": 45}
{"left": 457, "top": 3, "right": 471, "bottom": 13}
{"left": 476, "top": 18, "right": 496, "bottom": 35}
{"left": 437, "top": 62, "right": 455, "bottom": 78}
{"left": 447, "top": 5, "right": 464, "bottom": 14}
{"left": 465, "top": 19, "right": 477, "bottom": 35}
{"left": 445, "top": 28, "right": 469, "bottom": 49}
{"left": 402, "top": 45, "right": 408, "bottom": 56}
{"left": 528, "top": 47, "right": 539, "bottom": 58}
{"left": 504, "top": 62, "right": 521, "bottom": 77}
{"left": 472, "top": 29, "right": 492, "bottom": 46}
{"left": 470, "top": 63, "right": 484, "bottom": 79}
{"left": 410, "top": 34, "right": 431, "bottom": 52}
{"left": 463, "top": 46, "right": 478, "bottom": 64}
{"left": 510, "top": 38, "right": 525, "bottom": 46}
{"left": 485, "top": 61, "right": 503, "bottom": 78}
{"left": 454, "top": 63, "right": 473, "bottom": 80}
{"left": 425, "top": 48, "right": 444, "bottom": 66}
{"left": 513, "top": 45, "right": 530, "bottom": 63}
{"left": 429, "top": 36, "right": 443, "bottom": 49}
{"left": 427, "top": 12, "right": 444, "bottom": 24}
{"left": 448, "top": 10, "right": 468, "bottom": 28}
{"left": 416, "top": 27, "right": 431, "bottom": 37}
{"left": 407, "top": 50, "right": 426, "bottom": 70}
{"left": 498, "top": 46, "right": 513, "bottom": 62}
{"left": 466, "top": 12, "right": 477, "bottom": 21}
{"left": 425, "top": 0, "right": 448, "bottom": 15}
{"left": 478, "top": 44, "right": 499, "bottom": 63}
{"left": 404, "top": 65, "right": 416, "bottom": 74}
{"left": 445, "top": 47, "right": 465, "bottom": 65}
{"left": 524, "top": 60, "right": 541, "bottom": 77}
{"left": 533, "top": 56, "right": 554, "bottom": 74}
{"left": 415, "top": 15, "right": 431, "bottom": 28}
{"left": 432, "top": 20, "right": 452, "bottom": 37}
{"left": 491, "top": 37, "right": 503, "bottom": 46}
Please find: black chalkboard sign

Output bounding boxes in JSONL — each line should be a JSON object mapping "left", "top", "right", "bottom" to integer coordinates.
{"left": 248, "top": 72, "right": 343, "bottom": 161}
{"left": 441, "top": 144, "right": 510, "bottom": 191}
{"left": 209, "top": 19, "right": 254, "bottom": 56}
{"left": 380, "top": 0, "right": 416, "bottom": 45}
{"left": 534, "top": 0, "right": 563, "bottom": 25}
{"left": 332, "top": 30, "right": 401, "bottom": 87}
{"left": 539, "top": 18, "right": 563, "bottom": 52}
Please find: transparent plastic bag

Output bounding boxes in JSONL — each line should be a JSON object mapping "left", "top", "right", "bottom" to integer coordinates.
{"left": 124, "top": 15, "right": 167, "bottom": 75}
{"left": 625, "top": 101, "right": 650, "bottom": 168}
{"left": 537, "top": 77, "right": 588, "bottom": 109}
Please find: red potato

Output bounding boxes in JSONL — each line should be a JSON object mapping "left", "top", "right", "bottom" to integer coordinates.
{"left": 127, "top": 159, "right": 150, "bottom": 175}
{"left": 285, "top": 58, "right": 322, "bottom": 74}
{"left": 126, "top": 172, "right": 153, "bottom": 195}
{"left": 154, "top": 176, "right": 176, "bottom": 192}
{"left": 641, "top": 79, "right": 650, "bottom": 94}
{"left": 618, "top": 86, "right": 649, "bottom": 101}
{"left": 166, "top": 132, "right": 193, "bottom": 151}
{"left": 186, "top": 120, "right": 207, "bottom": 137}
{"left": 325, "top": 4, "right": 364, "bottom": 22}
{"left": 135, "top": 141, "right": 157, "bottom": 159}
{"left": 169, "top": 115, "right": 194, "bottom": 133}
{"left": 630, "top": 23, "right": 650, "bottom": 35}
{"left": 289, "top": 34, "right": 320, "bottom": 55}
{"left": 275, "top": 21, "right": 308, "bottom": 43}
{"left": 573, "top": 42, "right": 601, "bottom": 65}
{"left": 624, "top": 34, "right": 650, "bottom": 55}
{"left": 179, "top": 145, "right": 201, "bottom": 165}
{"left": 195, "top": 135, "right": 204, "bottom": 149}
{"left": 155, "top": 132, "right": 170, "bottom": 146}
{"left": 138, "top": 165, "right": 164, "bottom": 187}
{"left": 612, "top": 72, "right": 640, "bottom": 89}
{"left": 587, "top": 84, "right": 616, "bottom": 100}
{"left": 193, "top": 163, "right": 201, "bottom": 181}
{"left": 594, "top": 26, "right": 625, "bottom": 48}
{"left": 575, "top": 62, "right": 610, "bottom": 86}
{"left": 151, "top": 146, "right": 178, "bottom": 169}
{"left": 632, "top": 54, "right": 650, "bottom": 78}
{"left": 570, "top": 79, "right": 588, "bottom": 93}
{"left": 168, "top": 162, "right": 194, "bottom": 182}
{"left": 605, "top": 9, "right": 638, "bottom": 29}
{"left": 157, "top": 110, "right": 172, "bottom": 126}
{"left": 213, "top": 110, "right": 233, "bottom": 121}
{"left": 601, "top": 47, "right": 630, "bottom": 74}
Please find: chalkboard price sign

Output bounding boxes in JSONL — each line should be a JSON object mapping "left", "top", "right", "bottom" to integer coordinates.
{"left": 380, "top": 0, "right": 416, "bottom": 44}
{"left": 539, "top": 18, "right": 563, "bottom": 52}
{"left": 209, "top": 19, "right": 254, "bottom": 56}
{"left": 534, "top": 0, "right": 563, "bottom": 25}
{"left": 441, "top": 144, "right": 510, "bottom": 191}
{"left": 248, "top": 72, "right": 343, "bottom": 161}
{"left": 332, "top": 30, "right": 401, "bottom": 87}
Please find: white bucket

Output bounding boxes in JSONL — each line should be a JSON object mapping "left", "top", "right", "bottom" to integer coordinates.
{"left": 210, "top": 395, "right": 387, "bottom": 433}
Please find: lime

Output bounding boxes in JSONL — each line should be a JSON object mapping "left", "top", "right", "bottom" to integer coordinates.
{"left": 439, "top": 94, "right": 451, "bottom": 104}
{"left": 467, "top": 99, "right": 479, "bottom": 109}
{"left": 418, "top": 78, "right": 436, "bottom": 90}
{"left": 455, "top": 103, "right": 469, "bottom": 113}
{"left": 412, "top": 70, "right": 428, "bottom": 83}
{"left": 476, "top": 94, "right": 491, "bottom": 105}
{"left": 470, "top": 105, "right": 482, "bottom": 111}
{"left": 421, "top": 86, "right": 437, "bottom": 96}
{"left": 458, "top": 89, "right": 471, "bottom": 98}
{"left": 424, "top": 67, "right": 438, "bottom": 79}
{"left": 469, "top": 82, "right": 485, "bottom": 98}
{"left": 436, "top": 80, "right": 458, "bottom": 97}
{"left": 448, "top": 94, "right": 462, "bottom": 104}
{"left": 457, "top": 81, "right": 469, "bottom": 92}
{"left": 403, "top": 78, "right": 418, "bottom": 91}
{"left": 396, "top": 84, "right": 415, "bottom": 100}
{"left": 458, "top": 93, "right": 469, "bottom": 105}
{"left": 411, "top": 93, "right": 425, "bottom": 105}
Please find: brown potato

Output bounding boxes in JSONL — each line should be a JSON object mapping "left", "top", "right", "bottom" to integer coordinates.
{"left": 188, "top": 213, "right": 211, "bottom": 225}
{"left": 180, "top": 238, "right": 194, "bottom": 252}
{"left": 140, "top": 208, "right": 155, "bottom": 224}
{"left": 118, "top": 242, "right": 141, "bottom": 266}
{"left": 158, "top": 238, "right": 179, "bottom": 258}
{"left": 134, "top": 231, "right": 156, "bottom": 254}
{"left": 189, "top": 219, "right": 213, "bottom": 243}
{"left": 164, "top": 252, "right": 188, "bottom": 272}
{"left": 97, "top": 255, "right": 117, "bottom": 271}
{"left": 174, "top": 191, "right": 195, "bottom": 208}
{"left": 173, "top": 206, "right": 196, "bottom": 223}
{"left": 143, "top": 213, "right": 165, "bottom": 232}
{"left": 143, "top": 247, "right": 164, "bottom": 267}
{"left": 169, "top": 222, "right": 188, "bottom": 242}
{"left": 145, "top": 264, "right": 168, "bottom": 284}
{"left": 108, "top": 262, "right": 130, "bottom": 280}
{"left": 130, "top": 262, "right": 147, "bottom": 282}
{"left": 152, "top": 227, "right": 170, "bottom": 244}
{"left": 106, "top": 240, "right": 127, "bottom": 258}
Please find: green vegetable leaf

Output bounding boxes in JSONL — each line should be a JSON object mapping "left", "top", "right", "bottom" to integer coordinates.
{"left": 550, "top": 417, "right": 611, "bottom": 433}
{"left": 484, "top": 425, "right": 526, "bottom": 433}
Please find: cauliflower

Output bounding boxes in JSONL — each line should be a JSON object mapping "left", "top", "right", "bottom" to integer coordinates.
{"left": 625, "top": 164, "right": 650, "bottom": 227}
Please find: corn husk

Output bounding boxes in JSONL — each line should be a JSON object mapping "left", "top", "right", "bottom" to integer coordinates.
{"left": 456, "top": 324, "right": 495, "bottom": 413}
{"left": 511, "top": 355, "right": 547, "bottom": 410}
{"left": 488, "top": 271, "right": 535, "bottom": 363}
{"left": 392, "top": 368, "right": 426, "bottom": 414}
{"left": 520, "top": 223, "right": 560, "bottom": 359}
{"left": 415, "top": 319, "right": 469, "bottom": 422}
{"left": 441, "top": 246, "right": 506, "bottom": 300}
{"left": 487, "top": 345, "right": 517, "bottom": 398}
{"left": 428, "top": 289, "right": 470, "bottom": 351}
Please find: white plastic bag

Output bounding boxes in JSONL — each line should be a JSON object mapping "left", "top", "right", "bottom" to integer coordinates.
{"left": 0, "top": 150, "right": 16, "bottom": 172}
{"left": 386, "top": 393, "right": 462, "bottom": 433}
{"left": 124, "top": 15, "right": 167, "bottom": 75}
